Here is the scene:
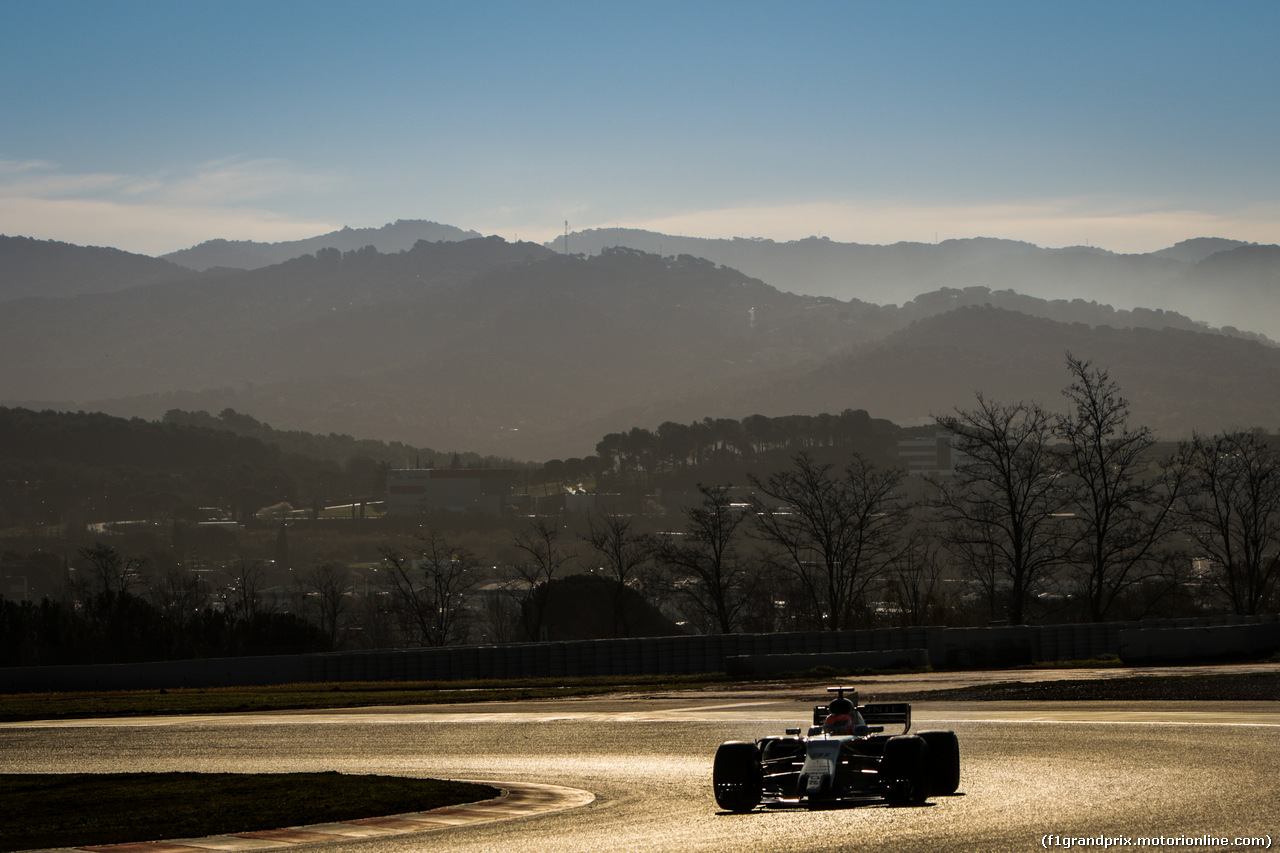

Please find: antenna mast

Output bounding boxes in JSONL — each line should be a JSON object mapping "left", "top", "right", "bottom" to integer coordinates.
{"left": 564, "top": 220, "right": 569, "bottom": 255}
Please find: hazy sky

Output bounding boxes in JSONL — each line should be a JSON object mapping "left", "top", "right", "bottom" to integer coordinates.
{"left": 3, "top": 0, "right": 1278, "bottom": 256}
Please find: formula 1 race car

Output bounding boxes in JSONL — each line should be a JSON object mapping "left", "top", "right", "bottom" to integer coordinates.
{"left": 712, "top": 686, "right": 960, "bottom": 812}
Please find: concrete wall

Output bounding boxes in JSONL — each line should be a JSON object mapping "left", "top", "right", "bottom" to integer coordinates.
{"left": 2, "top": 614, "right": 1275, "bottom": 693}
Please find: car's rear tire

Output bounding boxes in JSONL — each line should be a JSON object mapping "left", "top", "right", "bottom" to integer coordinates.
{"left": 918, "top": 730, "right": 961, "bottom": 795}
{"left": 713, "top": 741, "right": 763, "bottom": 813}
{"left": 882, "top": 734, "right": 929, "bottom": 805}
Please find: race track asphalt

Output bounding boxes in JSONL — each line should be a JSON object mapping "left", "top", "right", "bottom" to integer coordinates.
{"left": 3, "top": 670, "right": 1277, "bottom": 853}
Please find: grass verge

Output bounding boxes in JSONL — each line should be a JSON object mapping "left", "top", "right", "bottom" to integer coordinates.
{"left": 3, "top": 661, "right": 1275, "bottom": 722}
{"left": 0, "top": 674, "right": 750, "bottom": 722}
{"left": 0, "top": 772, "right": 497, "bottom": 853}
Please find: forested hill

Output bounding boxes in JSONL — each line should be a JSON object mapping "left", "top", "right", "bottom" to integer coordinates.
{"left": 755, "top": 306, "right": 1280, "bottom": 440}
{"left": 0, "top": 235, "right": 194, "bottom": 301}
{"left": 161, "top": 219, "right": 483, "bottom": 271}
{"left": 159, "top": 408, "right": 506, "bottom": 468}
{"left": 0, "top": 406, "right": 910, "bottom": 527}
{"left": 893, "top": 286, "right": 1268, "bottom": 343}
{"left": 0, "top": 407, "right": 503, "bottom": 526}
{"left": 4, "top": 235, "right": 1279, "bottom": 458}
{"left": 553, "top": 229, "right": 1280, "bottom": 339}
{"left": 0, "top": 240, "right": 867, "bottom": 457}
{"left": 0, "top": 407, "right": 326, "bottom": 525}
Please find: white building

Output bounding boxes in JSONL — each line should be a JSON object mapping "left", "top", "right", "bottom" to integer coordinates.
{"left": 897, "top": 431, "right": 962, "bottom": 478}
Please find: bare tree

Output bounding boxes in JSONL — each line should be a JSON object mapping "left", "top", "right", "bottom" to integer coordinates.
{"left": 944, "top": 515, "right": 1007, "bottom": 623}
{"left": 79, "top": 542, "right": 145, "bottom": 597}
{"left": 474, "top": 584, "right": 522, "bottom": 645}
{"left": 149, "top": 566, "right": 205, "bottom": 623}
{"left": 750, "top": 453, "right": 909, "bottom": 631}
{"left": 934, "top": 395, "right": 1072, "bottom": 625}
{"left": 227, "top": 558, "right": 267, "bottom": 622}
{"left": 379, "top": 530, "right": 482, "bottom": 646}
{"left": 509, "top": 518, "right": 574, "bottom": 641}
{"left": 656, "top": 483, "right": 753, "bottom": 633}
{"left": 302, "top": 561, "right": 351, "bottom": 647}
{"left": 1172, "top": 430, "right": 1280, "bottom": 615}
{"left": 581, "top": 510, "right": 656, "bottom": 637}
{"left": 882, "top": 529, "right": 949, "bottom": 627}
{"left": 1057, "top": 354, "right": 1184, "bottom": 621}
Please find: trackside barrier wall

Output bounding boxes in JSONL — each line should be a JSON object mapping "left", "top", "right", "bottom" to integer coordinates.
{"left": 1118, "top": 621, "right": 1280, "bottom": 665}
{"left": 1, "top": 614, "right": 1276, "bottom": 692}
{"left": 725, "top": 649, "right": 931, "bottom": 675}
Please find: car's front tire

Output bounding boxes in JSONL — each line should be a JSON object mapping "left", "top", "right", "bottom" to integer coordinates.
{"left": 713, "top": 741, "right": 763, "bottom": 813}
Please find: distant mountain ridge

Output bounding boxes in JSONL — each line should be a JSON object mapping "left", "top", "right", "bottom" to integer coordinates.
{"left": 758, "top": 306, "right": 1280, "bottom": 439}
{"left": 549, "top": 228, "right": 1280, "bottom": 339}
{"left": 585, "top": 304, "right": 1280, "bottom": 445}
{"left": 892, "top": 286, "right": 1268, "bottom": 343}
{"left": 161, "top": 219, "right": 482, "bottom": 271}
{"left": 1151, "top": 237, "right": 1256, "bottom": 263}
{"left": 151, "top": 222, "right": 1280, "bottom": 341}
{"left": 11, "top": 221, "right": 1277, "bottom": 337}
{"left": 2, "top": 236, "right": 1278, "bottom": 458}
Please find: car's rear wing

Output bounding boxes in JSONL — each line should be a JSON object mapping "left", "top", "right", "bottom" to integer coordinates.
{"left": 859, "top": 702, "right": 911, "bottom": 734}
{"left": 810, "top": 688, "right": 912, "bottom": 734}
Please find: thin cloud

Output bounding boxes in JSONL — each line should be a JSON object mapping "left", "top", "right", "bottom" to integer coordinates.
{"left": 0, "top": 156, "right": 337, "bottom": 204}
{"left": 164, "top": 157, "right": 339, "bottom": 205}
{"left": 0, "top": 196, "right": 338, "bottom": 256}
{"left": 0, "top": 158, "right": 58, "bottom": 174}
{"left": 0, "top": 165, "right": 136, "bottom": 199}
{"left": 0, "top": 156, "right": 342, "bottom": 254}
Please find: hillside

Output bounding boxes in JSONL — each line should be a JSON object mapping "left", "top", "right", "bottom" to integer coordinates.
{"left": 893, "top": 286, "right": 1266, "bottom": 342}
{"left": 161, "top": 220, "right": 482, "bottom": 271}
{"left": 0, "top": 239, "right": 875, "bottom": 456}
{"left": 1151, "top": 237, "right": 1256, "bottom": 263}
{"left": 158, "top": 408, "right": 507, "bottom": 468}
{"left": 3, "top": 234, "right": 1279, "bottom": 458}
{"left": 751, "top": 306, "right": 1280, "bottom": 437}
{"left": 0, "top": 236, "right": 194, "bottom": 302}
{"left": 553, "top": 229, "right": 1280, "bottom": 340}
{"left": 0, "top": 237, "right": 557, "bottom": 400}
{"left": 571, "top": 306, "right": 1280, "bottom": 448}
{"left": 153, "top": 223, "right": 1280, "bottom": 342}
{"left": 0, "top": 405, "right": 530, "bottom": 531}
{"left": 0, "top": 407, "right": 368, "bottom": 525}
